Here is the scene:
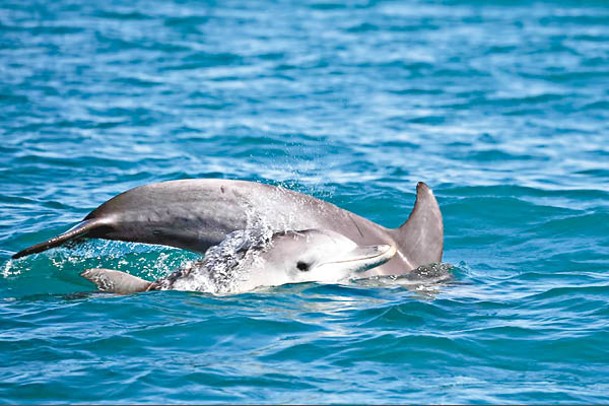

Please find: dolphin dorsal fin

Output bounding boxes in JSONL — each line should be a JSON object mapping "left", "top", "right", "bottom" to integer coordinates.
{"left": 391, "top": 182, "right": 443, "bottom": 269}
{"left": 81, "top": 268, "right": 152, "bottom": 294}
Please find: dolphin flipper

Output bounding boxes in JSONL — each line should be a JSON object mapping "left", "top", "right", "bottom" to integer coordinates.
{"left": 81, "top": 268, "right": 152, "bottom": 294}
{"left": 391, "top": 182, "right": 443, "bottom": 269}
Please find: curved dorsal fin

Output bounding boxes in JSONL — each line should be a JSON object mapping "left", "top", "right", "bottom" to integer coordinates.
{"left": 390, "top": 182, "right": 443, "bottom": 269}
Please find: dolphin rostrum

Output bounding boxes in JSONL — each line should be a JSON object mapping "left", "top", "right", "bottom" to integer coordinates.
{"left": 81, "top": 228, "right": 397, "bottom": 294}
{"left": 12, "top": 179, "right": 443, "bottom": 275}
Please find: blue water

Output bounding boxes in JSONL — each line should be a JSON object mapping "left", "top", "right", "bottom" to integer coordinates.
{"left": 2, "top": 0, "right": 609, "bottom": 403}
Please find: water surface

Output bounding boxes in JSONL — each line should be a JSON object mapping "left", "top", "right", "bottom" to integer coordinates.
{"left": 1, "top": 0, "right": 608, "bottom": 403}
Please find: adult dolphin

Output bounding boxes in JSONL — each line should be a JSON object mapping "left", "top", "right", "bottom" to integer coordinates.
{"left": 12, "top": 179, "right": 443, "bottom": 275}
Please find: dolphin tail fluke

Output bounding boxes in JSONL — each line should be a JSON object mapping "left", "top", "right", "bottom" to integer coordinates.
{"left": 391, "top": 182, "right": 443, "bottom": 269}
{"left": 12, "top": 219, "right": 111, "bottom": 259}
{"left": 81, "top": 268, "right": 152, "bottom": 294}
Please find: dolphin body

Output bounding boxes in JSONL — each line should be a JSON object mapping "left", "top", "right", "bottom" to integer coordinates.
{"left": 81, "top": 229, "right": 398, "bottom": 294}
{"left": 12, "top": 179, "right": 443, "bottom": 276}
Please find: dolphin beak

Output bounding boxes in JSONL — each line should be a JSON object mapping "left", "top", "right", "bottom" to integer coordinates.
{"left": 320, "top": 242, "right": 397, "bottom": 273}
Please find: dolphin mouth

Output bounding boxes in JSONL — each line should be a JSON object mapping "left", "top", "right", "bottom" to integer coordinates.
{"left": 320, "top": 242, "right": 397, "bottom": 273}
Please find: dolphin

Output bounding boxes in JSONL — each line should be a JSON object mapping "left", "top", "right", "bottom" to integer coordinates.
{"left": 81, "top": 228, "right": 397, "bottom": 294}
{"left": 12, "top": 179, "right": 443, "bottom": 275}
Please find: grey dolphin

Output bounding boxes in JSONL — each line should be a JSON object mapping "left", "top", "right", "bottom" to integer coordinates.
{"left": 12, "top": 179, "right": 443, "bottom": 275}
{"left": 81, "top": 228, "right": 397, "bottom": 295}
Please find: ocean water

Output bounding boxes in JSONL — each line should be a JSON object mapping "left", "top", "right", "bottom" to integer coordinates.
{"left": 1, "top": 0, "right": 609, "bottom": 403}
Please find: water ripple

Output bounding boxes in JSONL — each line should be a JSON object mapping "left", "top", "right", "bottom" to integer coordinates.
{"left": 1, "top": 0, "right": 609, "bottom": 403}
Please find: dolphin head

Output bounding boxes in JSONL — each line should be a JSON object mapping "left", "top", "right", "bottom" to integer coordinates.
{"left": 239, "top": 229, "right": 397, "bottom": 290}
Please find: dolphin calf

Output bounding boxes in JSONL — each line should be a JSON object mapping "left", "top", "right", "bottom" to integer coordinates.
{"left": 81, "top": 228, "right": 397, "bottom": 294}
{"left": 12, "top": 179, "right": 443, "bottom": 275}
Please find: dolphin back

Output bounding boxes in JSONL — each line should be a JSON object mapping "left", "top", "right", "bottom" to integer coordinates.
{"left": 12, "top": 179, "right": 251, "bottom": 259}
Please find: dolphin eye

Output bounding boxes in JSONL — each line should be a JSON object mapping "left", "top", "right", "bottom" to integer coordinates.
{"left": 296, "top": 261, "right": 310, "bottom": 272}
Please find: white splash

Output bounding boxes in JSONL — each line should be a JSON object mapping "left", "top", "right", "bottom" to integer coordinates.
{"left": 154, "top": 224, "right": 275, "bottom": 295}
{"left": 2, "top": 260, "right": 20, "bottom": 278}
